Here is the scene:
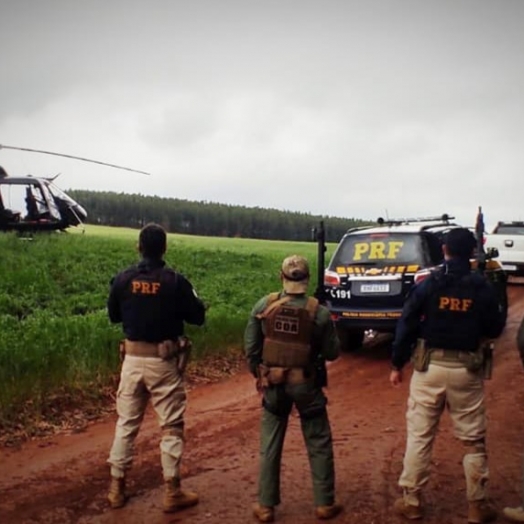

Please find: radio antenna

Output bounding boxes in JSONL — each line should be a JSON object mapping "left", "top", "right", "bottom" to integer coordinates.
{"left": 0, "top": 144, "right": 150, "bottom": 176}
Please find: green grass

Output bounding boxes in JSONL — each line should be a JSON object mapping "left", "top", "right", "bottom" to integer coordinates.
{"left": 0, "top": 226, "right": 336, "bottom": 427}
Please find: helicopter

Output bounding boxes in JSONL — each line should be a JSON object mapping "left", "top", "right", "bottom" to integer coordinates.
{"left": 0, "top": 144, "right": 149, "bottom": 234}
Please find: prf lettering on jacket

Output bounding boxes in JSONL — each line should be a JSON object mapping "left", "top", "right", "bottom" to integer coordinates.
{"left": 131, "top": 281, "right": 161, "bottom": 295}
{"left": 439, "top": 297, "right": 473, "bottom": 312}
{"left": 353, "top": 241, "right": 404, "bottom": 261}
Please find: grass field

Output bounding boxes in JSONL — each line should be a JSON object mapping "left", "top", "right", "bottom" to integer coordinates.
{"left": 0, "top": 225, "right": 335, "bottom": 430}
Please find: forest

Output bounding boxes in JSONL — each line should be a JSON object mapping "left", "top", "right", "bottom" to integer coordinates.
{"left": 67, "top": 189, "right": 370, "bottom": 242}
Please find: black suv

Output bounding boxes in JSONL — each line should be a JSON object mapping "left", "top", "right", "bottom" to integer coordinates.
{"left": 322, "top": 214, "right": 507, "bottom": 351}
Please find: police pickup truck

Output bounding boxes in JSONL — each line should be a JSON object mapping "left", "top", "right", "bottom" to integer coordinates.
{"left": 321, "top": 214, "right": 507, "bottom": 351}
{"left": 485, "top": 221, "right": 524, "bottom": 277}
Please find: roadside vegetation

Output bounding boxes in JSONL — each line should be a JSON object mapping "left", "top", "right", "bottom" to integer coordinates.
{"left": 0, "top": 226, "right": 334, "bottom": 437}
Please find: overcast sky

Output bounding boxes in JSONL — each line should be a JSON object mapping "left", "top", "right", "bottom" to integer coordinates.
{"left": 0, "top": 0, "right": 522, "bottom": 229}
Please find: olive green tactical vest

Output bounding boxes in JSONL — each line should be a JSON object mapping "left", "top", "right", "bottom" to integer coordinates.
{"left": 257, "top": 293, "right": 319, "bottom": 368}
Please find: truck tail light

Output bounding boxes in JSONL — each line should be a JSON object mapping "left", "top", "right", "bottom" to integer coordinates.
{"left": 414, "top": 270, "right": 431, "bottom": 285}
{"left": 324, "top": 270, "right": 340, "bottom": 287}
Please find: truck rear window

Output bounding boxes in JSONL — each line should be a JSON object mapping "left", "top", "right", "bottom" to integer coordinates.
{"left": 494, "top": 225, "right": 524, "bottom": 235}
{"left": 331, "top": 233, "right": 426, "bottom": 267}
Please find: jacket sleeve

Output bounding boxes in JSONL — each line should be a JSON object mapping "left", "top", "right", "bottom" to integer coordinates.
{"left": 107, "top": 275, "right": 122, "bottom": 324}
{"left": 244, "top": 297, "right": 267, "bottom": 376}
{"left": 177, "top": 275, "right": 206, "bottom": 326}
{"left": 391, "top": 279, "right": 431, "bottom": 370}
{"left": 317, "top": 306, "right": 340, "bottom": 362}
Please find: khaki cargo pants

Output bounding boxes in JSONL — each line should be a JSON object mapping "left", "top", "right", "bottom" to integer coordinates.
{"left": 399, "top": 362, "right": 488, "bottom": 505}
{"left": 108, "top": 355, "right": 186, "bottom": 480}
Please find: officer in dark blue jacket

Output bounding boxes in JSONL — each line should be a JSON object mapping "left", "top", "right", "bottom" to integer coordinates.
{"left": 106, "top": 223, "right": 205, "bottom": 514}
{"left": 390, "top": 227, "right": 504, "bottom": 523}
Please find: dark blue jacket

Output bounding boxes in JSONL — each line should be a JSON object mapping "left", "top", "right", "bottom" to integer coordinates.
{"left": 107, "top": 258, "right": 205, "bottom": 343}
{"left": 391, "top": 258, "right": 505, "bottom": 370}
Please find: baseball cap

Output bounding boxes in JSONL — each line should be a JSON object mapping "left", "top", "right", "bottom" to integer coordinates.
{"left": 281, "top": 255, "right": 310, "bottom": 294}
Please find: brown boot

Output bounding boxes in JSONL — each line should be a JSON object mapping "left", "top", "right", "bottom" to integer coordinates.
{"left": 503, "top": 506, "right": 524, "bottom": 522}
{"left": 252, "top": 502, "right": 275, "bottom": 522}
{"left": 315, "top": 503, "right": 343, "bottom": 520}
{"left": 107, "top": 477, "right": 126, "bottom": 509}
{"left": 468, "top": 499, "right": 497, "bottom": 523}
{"left": 393, "top": 497, "right": 423, "bottom": 520}
{"left": 163, "top": 477, "right": 199, "bottom": 513}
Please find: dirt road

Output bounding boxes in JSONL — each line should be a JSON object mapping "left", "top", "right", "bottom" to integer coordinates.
{"left": 2, "top": 286, "right": 524, "bottom": 524}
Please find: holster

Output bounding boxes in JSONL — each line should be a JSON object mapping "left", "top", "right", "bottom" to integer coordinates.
{"left": 175, "top": 336, "right": 192, "bottom": 374}
{"left": 464, "top": 349, "right": 484, "bottom": 374}
{"left": 158, "top": 339, "right": 179, "bottom": 360}
{"left": 412, "top": 338, "right": 431, "bottom": 372}
{"left": 119, "top": 340, "right": 126, "bottom": 362}
{"left": 479, "top": 340, "right": 493, "bottom": 380}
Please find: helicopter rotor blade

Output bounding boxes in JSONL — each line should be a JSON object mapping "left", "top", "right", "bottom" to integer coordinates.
{"left": 0, "top": 144, "right": 151, "bottom": 176}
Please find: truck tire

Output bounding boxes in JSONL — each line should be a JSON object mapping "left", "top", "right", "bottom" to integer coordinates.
{"left": 336, "top": 327, "right": 365, "bottom": 352}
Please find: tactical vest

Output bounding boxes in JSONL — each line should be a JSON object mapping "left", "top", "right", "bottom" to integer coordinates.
{"left": 422, "top": 272, "right": 482, "bottom": 351}
{"left": 257, "top": 293, "right": 319, "bottom": 368}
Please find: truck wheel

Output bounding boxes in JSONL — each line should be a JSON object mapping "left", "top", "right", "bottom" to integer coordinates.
{"left": 336, "top": 327, "right": 365, "bottom": 352}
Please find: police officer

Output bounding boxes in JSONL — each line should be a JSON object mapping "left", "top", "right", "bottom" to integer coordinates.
{"left": 244, "top": 255, "right": 342, "bottom": 522}
{"left": 106, "top": 223, "right": 205, "bottom": 513}
{"left": 502, "top": 316, "right": 524, "bottom": 522}
{"left": 390, "top": 227, "right": 505, "bottom": 523}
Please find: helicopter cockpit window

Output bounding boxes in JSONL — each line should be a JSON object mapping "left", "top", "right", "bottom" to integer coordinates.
{"left": 0, "top": 184, "right": 24, "bottom": 219}
{"left": 36, "top": 183, "right": 60, "bottom": 220}
{"left": 0, "top": 182, "right": 60, "bottom": 222}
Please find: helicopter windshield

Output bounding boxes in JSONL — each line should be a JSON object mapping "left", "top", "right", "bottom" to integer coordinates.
{"left": 38, "top": 183, "right": 61, "bottom": 220}
{"left": 48, "top": 182, "right": 79, "bottom": 206}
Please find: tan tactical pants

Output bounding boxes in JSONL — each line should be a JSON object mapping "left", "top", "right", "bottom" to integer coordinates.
{"left": 108, "top": 355, "right": 186, "bottom": 480}
{"left": 399, "top": 363, "right": 488, "bottom": 504}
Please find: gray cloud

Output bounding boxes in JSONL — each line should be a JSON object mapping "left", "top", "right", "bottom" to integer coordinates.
{"left": 1, "top": 0, "right": 523, "bottom": 230}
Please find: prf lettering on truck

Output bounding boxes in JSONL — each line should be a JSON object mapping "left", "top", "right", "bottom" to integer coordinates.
{"left": 353, "top": 241, "right": 404, "bottom": 261}
{"left": 131, "top": 281, "right": 161, "bottom": 295}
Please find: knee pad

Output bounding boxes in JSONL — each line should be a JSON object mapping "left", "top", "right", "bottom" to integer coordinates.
{"left": 463, "top": 438, "right": 486, "bottom": 454}
{"left": 162, "top": 423, "right": 184, "bottom": 440}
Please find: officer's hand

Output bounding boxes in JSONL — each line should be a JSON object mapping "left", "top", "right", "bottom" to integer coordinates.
{"left": 390, "top": 369, "right": 403, "bottom": 387}
{"left": 255, "top": 378, "right": 264, "bottom": 395}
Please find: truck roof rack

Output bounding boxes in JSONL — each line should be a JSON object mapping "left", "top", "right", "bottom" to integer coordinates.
{"left": 376, "top": 213, "right": 454, "bottom": 226}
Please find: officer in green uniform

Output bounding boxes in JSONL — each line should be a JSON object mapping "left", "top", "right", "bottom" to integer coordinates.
{"left": 503, "top": 316, "right": 524, "bottom": 522}
{"left": 244, "top": 255, "right": 342, "bottom": 523}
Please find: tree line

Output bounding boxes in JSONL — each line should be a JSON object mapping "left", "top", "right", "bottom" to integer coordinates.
{"left": 67, "top": 190, "right": 370, "bottom": 242}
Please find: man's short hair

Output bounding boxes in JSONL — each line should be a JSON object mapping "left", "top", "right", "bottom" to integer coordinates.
{"left": 139, "top": 223, "right": 167, "bottom": 259}
{"left": 444, "top": 227, "right": 477, "bottom": 259}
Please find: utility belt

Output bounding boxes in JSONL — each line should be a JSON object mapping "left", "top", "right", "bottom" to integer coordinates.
{"left": 412, "top": 338, "right": 493, "bottom": 379}
{"left": 257, "top": 363, "right": 315, "bottom": 387}
{"left": 123, "top": 340, "right": 164, "bottom": 358}
{"left": 120, "top": 337, "right": 192, "bottom": 373}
